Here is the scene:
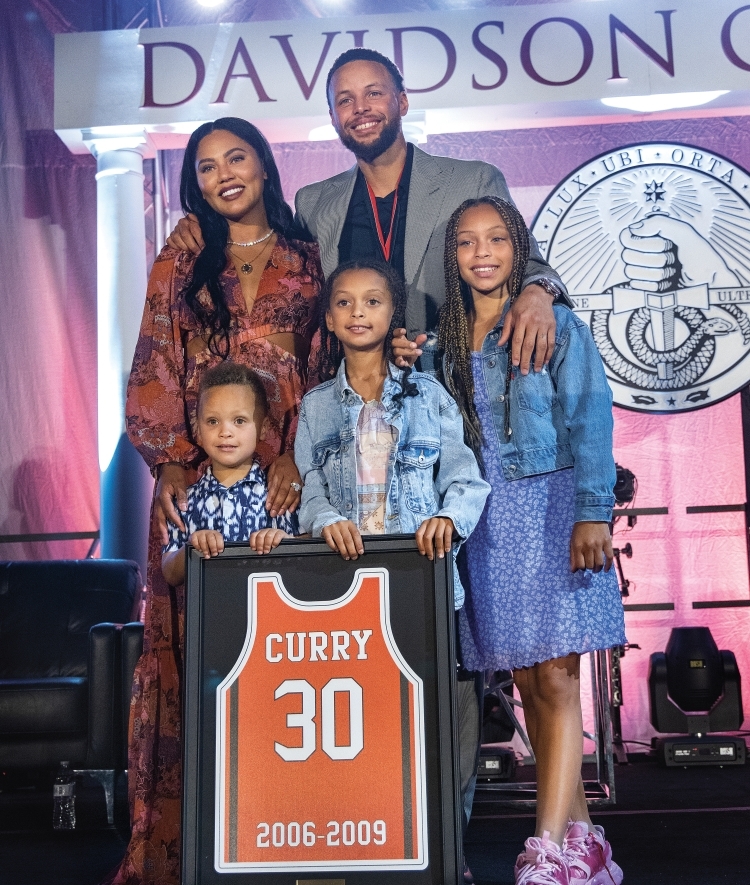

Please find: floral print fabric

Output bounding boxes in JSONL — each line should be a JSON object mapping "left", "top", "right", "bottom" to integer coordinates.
{"left": 125, "top": 237, "right": 322, "bottom": 473}
{"left": 459, "top": 354, "right": 626, "bottom": 672}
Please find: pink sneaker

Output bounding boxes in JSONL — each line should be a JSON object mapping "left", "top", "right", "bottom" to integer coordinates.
{"left": 514, "top": 832, "right": 570, "bottom": 884}
{"left": 564, "top": 821, "right": 623, "bottom": 885}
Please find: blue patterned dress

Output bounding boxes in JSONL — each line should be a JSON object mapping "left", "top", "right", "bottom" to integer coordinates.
{"left": 459, "top": 354, "right": 626, "bottom": 671}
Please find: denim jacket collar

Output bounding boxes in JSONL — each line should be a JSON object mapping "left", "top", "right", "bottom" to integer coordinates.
{"left": 296, "top": 364, "right": 491, "bottom": 608}
{"left": 482, "top": 299, "right": 513, "bottom": 348}
{"left": 443, "top": 302, "right": 511, "bottom": 372}
{"left": 334, "top": 359, "right": 405, "bottom": 415}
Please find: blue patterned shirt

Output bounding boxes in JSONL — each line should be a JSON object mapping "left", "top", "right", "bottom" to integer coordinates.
{"left": 164, "top": 462, "right": 298, "bottom": 552}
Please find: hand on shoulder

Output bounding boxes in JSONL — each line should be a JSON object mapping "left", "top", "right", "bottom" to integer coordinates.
{"left": 498, "top": 283, "right": 557, "bottom": 374}
{"left": 166, "top": 213, "right": 204, "bottom": 255}
{"left": 392, "top": 328, "right": 426, "bottom": 368}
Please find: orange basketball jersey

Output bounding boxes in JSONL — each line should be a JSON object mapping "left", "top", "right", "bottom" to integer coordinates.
{"left": 215, "top": 568, "right": 427, "bottom": 873}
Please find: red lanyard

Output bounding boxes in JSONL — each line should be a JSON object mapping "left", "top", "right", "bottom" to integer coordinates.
{"left": 365, "top": 166, "right": 405, "bottom": 262}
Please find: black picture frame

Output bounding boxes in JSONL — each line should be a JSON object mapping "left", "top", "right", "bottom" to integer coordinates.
{"left": 182, "top": 536, "right": 461, "bottom": 885}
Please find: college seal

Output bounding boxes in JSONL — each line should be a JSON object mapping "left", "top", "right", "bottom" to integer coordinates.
{"left": 531, "top": 143, "right": 750, "bottom": 412}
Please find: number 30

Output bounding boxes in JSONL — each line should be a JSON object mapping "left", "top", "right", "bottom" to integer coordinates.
{"left": 274, "top": 678, "right": 364, "bottom": 761}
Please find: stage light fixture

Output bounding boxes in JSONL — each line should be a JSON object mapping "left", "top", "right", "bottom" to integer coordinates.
{"left": 601, "top": 91, "right": 728, "bottom": 113}
{"left": 648, "top": 627, "right": 745, "bottom": 767}
{"left": 613, "top": 464, "right": 635, "bottom": 506}
{"left": 611, "top": 463, "right": 636, "bottom": 596}
{"left": 476, "top": 747, "right": 516, "bottom": 783}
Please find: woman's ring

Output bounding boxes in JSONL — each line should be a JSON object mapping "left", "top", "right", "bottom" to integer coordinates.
{"left": 290, "top": 481, "right": 302, "bottom": 492}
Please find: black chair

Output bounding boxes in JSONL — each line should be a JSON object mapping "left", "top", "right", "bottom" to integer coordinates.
{"left": 118, "top": 620, "right": 144, "bottom": 771}
{"left": 0, "top": 559, "right": 143, "bottom": 823}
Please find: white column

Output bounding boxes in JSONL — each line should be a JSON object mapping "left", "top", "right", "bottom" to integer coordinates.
{"left": 94, "top": 141, "right": 148, "bottom": 470}
{"left": 90, "top": 136, "right": 154, "bottom": 572}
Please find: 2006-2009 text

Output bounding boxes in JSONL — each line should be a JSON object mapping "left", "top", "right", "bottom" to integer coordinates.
{"left": 256, "top": 819, "right": 387, "bottom": 848}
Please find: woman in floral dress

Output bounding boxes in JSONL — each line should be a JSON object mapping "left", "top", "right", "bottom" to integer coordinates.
{"left": 108, "top": 118, "right": 323, "bottom": 885}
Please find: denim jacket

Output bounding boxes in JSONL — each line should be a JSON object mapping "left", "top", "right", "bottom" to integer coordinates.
{"left": 295, "top": 361, "right": 491, "bottom": 607}
{"left": 446, "top": 304, "right": 616, "bottom": 523}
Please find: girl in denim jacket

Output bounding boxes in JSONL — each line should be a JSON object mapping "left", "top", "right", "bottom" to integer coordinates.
{"left": 440, "top": 198, "right": 626, "bottom": 885}
{"left": 284, "top": 258, "right": 489, "bottom": 571}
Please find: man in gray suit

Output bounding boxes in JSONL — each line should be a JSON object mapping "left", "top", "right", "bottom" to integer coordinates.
{"left": 299, "top": 48, "right": 569, "bottom": 373}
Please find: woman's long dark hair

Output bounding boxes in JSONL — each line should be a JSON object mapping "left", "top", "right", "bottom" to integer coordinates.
{"left": 179, "top": 117, "right": 296, "bottom": 357}
{"left": 438, "top": 197, "right": 530, "bottom": 463}
{"left": 319, "top": 259, "right": 418, "bottom": 403}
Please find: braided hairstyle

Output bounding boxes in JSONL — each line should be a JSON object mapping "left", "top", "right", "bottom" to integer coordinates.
{"left": 318, "top": 259, "right": 418, "bottom": 403}
{"left": 179, "top": 118, "right": 299, "bottom": 358}
{"left": 438, "top": 196, "right": 530, "bottom": 462}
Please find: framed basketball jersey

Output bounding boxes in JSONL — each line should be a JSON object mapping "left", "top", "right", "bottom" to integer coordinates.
{"left": 183, "top": 537, "right": 461, "bottom": 885}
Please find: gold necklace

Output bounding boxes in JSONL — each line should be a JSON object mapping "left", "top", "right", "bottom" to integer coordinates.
{"left": 228, "top": 233, "right": 275, "bottom": 275}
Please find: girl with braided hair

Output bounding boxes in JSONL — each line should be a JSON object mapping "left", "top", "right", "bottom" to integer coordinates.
{"left": 440, "top": 198, "right": 626, "bottom": 885}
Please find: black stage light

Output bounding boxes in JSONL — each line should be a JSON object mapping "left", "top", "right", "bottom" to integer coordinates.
{"left": 611, "top": 463, "right": 636, "bottom": 596}
{"left": 613, "top": 463, "right": 636, "bottom": 505}
{"left": 476, "top": 746, "right": 516, "bottom": 783}
{"left": 648, "top": 627, "right": 746, "bottom": 766}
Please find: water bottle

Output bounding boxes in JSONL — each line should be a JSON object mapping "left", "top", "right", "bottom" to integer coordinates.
{"left": 52, "top": 761, "right": 76, "bottom": 830}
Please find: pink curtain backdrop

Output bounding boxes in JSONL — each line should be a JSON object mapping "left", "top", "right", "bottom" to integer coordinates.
{"left": 0, "top": 3, "right": 98, "bottom": 561}
{"left": 610, "top": 398, "right": 749, "bottom": 744}
{"left": 3, "top": 0, "right": 748, "bottom": 739}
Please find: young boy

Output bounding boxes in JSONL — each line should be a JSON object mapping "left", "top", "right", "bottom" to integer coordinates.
{"left": 161, "top": 363, "right": 297, "bottom": 586}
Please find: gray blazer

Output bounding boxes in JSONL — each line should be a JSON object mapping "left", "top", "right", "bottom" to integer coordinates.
{"left": 294, "top": 145, "right": 568, "bottom": 336}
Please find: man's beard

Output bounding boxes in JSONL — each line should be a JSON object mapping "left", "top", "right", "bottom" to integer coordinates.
{"left": 336, "top": 114, "right": 402, "bottom": 163}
